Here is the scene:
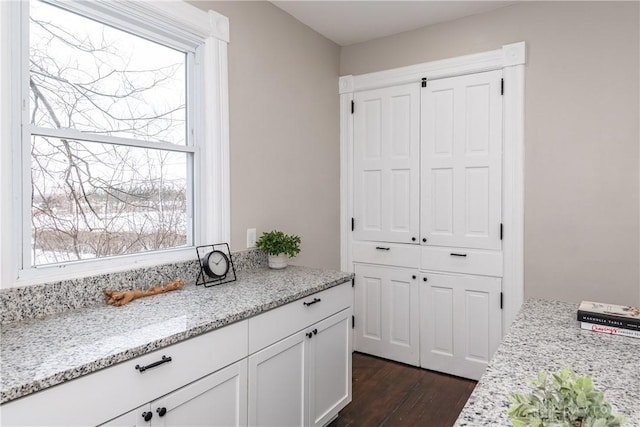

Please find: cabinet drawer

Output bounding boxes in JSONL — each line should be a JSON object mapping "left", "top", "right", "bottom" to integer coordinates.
{"left": 1, "top": 320, "right": 248, "bottom": 427}
{"left": 249, "top": 282, "right": 352, "bottom": 354}
{"left": 352, "top": 241, "right": 420, "bottom": 268}
{"left": 420, "top": 246, "right": 503, "bottom": 277}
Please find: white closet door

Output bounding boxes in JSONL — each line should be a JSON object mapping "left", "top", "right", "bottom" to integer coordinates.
{"left": 421, "top": 70, "right": 503, "bottom": 250}
{"left": 419, "top": 272, "right": 502, "bottom": 380}
{"left": 354, "top": 264, "right": 420, "bottom": 366}
{"left": 353, "top": 83, "right": 420, "bottom": 244}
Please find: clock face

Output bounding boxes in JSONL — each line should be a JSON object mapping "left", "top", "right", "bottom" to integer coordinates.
{"left": 202, "top": 250, "right": 230, "bottom": 278}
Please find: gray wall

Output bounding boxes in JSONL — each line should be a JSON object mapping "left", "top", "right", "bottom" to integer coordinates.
{"left": 193, "top": 1, "right": 342, "bottom": 269}
{"left": 340, "top": 1, "right": 640, "bottom": 304}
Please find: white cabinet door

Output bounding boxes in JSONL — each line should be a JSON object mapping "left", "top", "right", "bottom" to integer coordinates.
{"left": 153, "top": 359, "right": 248, "bottom": 427}
{"left": 308, "top": 309, "right": 352, "bottom": 427}
{"left": 420, "top": 272, "right": 501, "bottom": 380}
{"left": 353, "top": 83, "right": 420, "bottom": 244}
{"left": 354, "top": 264, "right": 420, "bottom": 366}
{"left": 248, "top": 331, "right": 308, "bottom": 427}
{"left": 421, "top": 70, "right": 503, "bottom": 250}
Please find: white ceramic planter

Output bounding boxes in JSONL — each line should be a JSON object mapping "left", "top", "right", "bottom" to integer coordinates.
{"left": 268, "top": 253, "right": 288, "bottom": 269}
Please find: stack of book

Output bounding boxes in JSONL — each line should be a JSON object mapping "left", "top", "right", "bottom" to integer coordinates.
{"left": 577, "top": 301, "right": 640, "bottom": 339}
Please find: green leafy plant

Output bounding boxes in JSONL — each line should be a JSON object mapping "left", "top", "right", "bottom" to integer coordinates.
{"left": 508, "top": 367, "right": 627, "bottom": 427}
{"left": 255, "top": 230, "right": 301, "bottom": 258}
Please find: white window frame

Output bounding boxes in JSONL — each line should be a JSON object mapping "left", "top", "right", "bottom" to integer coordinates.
{"left": 0, "top": 0, "right": 230, "bottom": 287}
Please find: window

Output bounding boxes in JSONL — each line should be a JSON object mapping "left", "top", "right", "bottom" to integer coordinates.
{"left": 1, "top": 0, "right": 230, "bottom": 285}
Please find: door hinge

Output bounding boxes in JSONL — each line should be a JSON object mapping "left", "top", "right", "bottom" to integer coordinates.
{"left": 352, "top": 315, "right": 355, "bottom": 329}
{"left": 500, "top": 223, "right": 503, "bottom": 240}
{"left": 500, "top": 292, "right": 504, "bottom": 309}
{"left": 421, "top": 77, "right": 427, "bottom": 88}
{"left": 351, "top": 100, "right": 354, "bottom": 114}
{"left": 501, "top": 78, "right": 504, "bottom": 95}
{"left": 351, "top": 217, "right": 355, "bottom": 231}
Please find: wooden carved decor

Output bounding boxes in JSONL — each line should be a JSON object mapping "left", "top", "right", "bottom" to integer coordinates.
{"left": 105, "top": 279, "right": 184, "bottom": 306}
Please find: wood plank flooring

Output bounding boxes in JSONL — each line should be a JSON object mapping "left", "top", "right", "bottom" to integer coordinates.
{"left": 329, "top": 352, "right": 477, "bottom": 427}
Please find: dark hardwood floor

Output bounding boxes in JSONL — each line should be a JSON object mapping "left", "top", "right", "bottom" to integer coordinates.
{"left": 329, "top": 352, "right": 477, "bottom": 427}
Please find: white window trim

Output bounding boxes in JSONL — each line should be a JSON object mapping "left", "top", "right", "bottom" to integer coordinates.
{"left": 0, "top": 0, "right": 230, "bottom": 287}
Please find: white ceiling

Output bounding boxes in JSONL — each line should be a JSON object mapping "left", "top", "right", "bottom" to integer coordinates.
{"left": 271, "top": 1, "right": 518, "bottom": 46}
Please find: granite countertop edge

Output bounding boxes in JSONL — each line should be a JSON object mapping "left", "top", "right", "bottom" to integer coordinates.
{"left": 1, "top": 267, "right": 354, "bottom": 404}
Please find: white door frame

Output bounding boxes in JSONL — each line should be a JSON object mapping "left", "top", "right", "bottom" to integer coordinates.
{"left": 339, "top": 41, "right": 526, "bottom": 332}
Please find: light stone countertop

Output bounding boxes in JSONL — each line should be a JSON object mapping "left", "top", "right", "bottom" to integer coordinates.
{"left": 0, "top": 266, "right": 353, "bottom": 404}
{"left": 454, "top": 299, "right": 640, "bottom": 426}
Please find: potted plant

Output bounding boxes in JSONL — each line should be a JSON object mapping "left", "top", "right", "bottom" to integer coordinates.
{"left": 256, "top": 230, "right": 301, "bottom": 269}
{"left": 508, "top": 367, "right": 627, "bottom": 427}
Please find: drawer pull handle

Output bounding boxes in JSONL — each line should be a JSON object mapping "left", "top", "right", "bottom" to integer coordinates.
{"left": 303, "top": 298, "right": 321, "bottom": 307}
{"left": 135, "top": 355, "right": 172, "bottom": 373}
{"left": 375, "top": 246, "right": 390, "bottom": 251}
{"left": 157, "top": 407, "right": 167, "bottom": 417}
{"left": 450, "top": 253, "right": 467, "bottom": 257}
{"left": 313, "top": 328, "right": 318, "bottom": 335}
{"left": 142, "top": 411, "right": 153, "bottom": 422}
{"left": 306, "top": 332, "right": 314, "bottom": 339}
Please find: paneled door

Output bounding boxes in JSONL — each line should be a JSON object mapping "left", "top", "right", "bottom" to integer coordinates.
{"left": 419, "top": 272, "right": 502, "bottom": 380}
{"left": 248, "top": 332, "right": 308, "bottom": 427}
{"left": 421, "top": 70, "right": 503, "bottom": 250}
{"left": 354, "top": 264, "right": 420, "bottom": 366}
{"left": 308, "top": 309, "right": 352, "bottom": 427}
{"left": 353, "top": 83, "right": 420, "bottom": 244}
{"left": 153, "top": 360, "right": 248, "bottom": 427}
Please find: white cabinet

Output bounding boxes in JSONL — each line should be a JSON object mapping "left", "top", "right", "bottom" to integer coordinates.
{"left": 353, "top": 83, "right": 421, "bottom": 244}
{"left": 248, "top": 283, "right": 352, "bottom": 426}
{"left": 419, "top": 272, "right": 502, "bottom": 380}
{"left": 353, "top": 264, "right": 419, "bottom": 366}
{"left": 308, "top": 310, "right": 352, "bottom": 427}
{"left": 348, "top": 68, "right": 505, "bottom": 380}
{"left": 1, "top": 283, "right": 353, "bottom": 427}
{"left": 100, "top": 359, "right": 247, "bottom": 427}
{"left": 421, "top": 70, "right": 503, "bottom": 250}
{"left": 1, "top": 320, "right": 249, "bottom": 427}
{"left": 248, "top": 330, "right": 307, "bottom": 427}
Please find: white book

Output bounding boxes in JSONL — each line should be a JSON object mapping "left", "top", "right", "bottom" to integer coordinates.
{"left": 581, "top": 322, "right": 640, "bottom": 339}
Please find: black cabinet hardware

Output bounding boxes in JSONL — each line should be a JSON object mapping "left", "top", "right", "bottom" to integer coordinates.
{"left": 313, "top": 328, "right": 318, "bottom": 335}
{"left": 306, "top": 332, "right": 313, "bottom": 339}
{"left": 412, "top": 275, "right": 416, "bottom": 280}
{"left": 135, "top": 355, "right": 172, "bottom": 373}
{"left": 422, "top": 238, "right": 427, "bottom": 243}
{"left": 303, "top": 297, "right": 321, "bottom": 307}
{"left": 142, "top": 412, "right": 153, "bottom": 422}
{"left": 157, "top": 407, "right": 167, "bottom": 417}
{"left": 423, "top": 277, "right": 428, "bottom": 282}
{"left": 450, "top": 253, "right": 467, "bottom": 257}
{"left": 411, "top": 237, "right": 416, "bottom": 242}
{"left": 375, "top": 246, "right": 390, "bottom": 251}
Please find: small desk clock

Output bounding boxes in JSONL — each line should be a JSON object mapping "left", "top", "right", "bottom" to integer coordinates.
{"left": 196, "top": 243, "right": 236, "bottom": 287}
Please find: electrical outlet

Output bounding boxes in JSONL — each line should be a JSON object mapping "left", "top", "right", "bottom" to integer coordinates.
{"left": 247, "top": 228, "right": 257, "bottom": 248}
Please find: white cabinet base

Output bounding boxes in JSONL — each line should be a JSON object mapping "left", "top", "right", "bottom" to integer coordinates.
{"left": 248, "top": 308, "right": 352, "bottom": 427}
